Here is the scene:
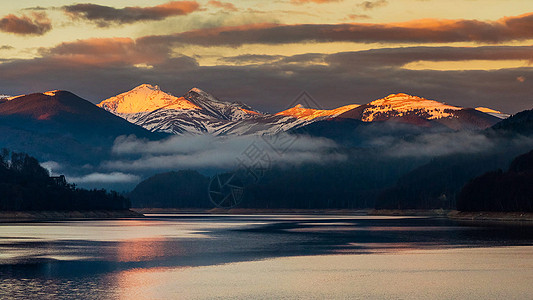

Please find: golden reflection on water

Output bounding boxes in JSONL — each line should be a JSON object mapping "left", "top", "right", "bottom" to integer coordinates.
{"left": 114, "top": 237, "right": 174, "bottom": 262}
{"left": 109, "top": 246, "right": 533, "bottom": 300}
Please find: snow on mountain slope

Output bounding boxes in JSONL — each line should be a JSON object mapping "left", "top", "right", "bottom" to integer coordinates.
{"left": 43, "top": 90, "right": 61, "bottom": 97}
{"left": 97, "top": 84, "right": 262, "bottom": 135}
{"left": 99, "top": 86, "right": 503, "bottom": 135}
{"left": 98, "top": 84, "right": 200, "bottom": 114}
{"left": 276, "top": 104, "right": 360, "bottom": 121}
{"left": 475, "top": 107, "right": 510, "bottom": 119}
{"left": 337, "top": 93, "right": 501, "bottom": 130}
{"left": 184, "top": 88, "right": 261, "bottom": 121}
{"left": 213, "top": 114, "right": 306, "bottom": 136}
{"left": 6, "top": 94, "right": 25, "bottom": 101}
{"left": 361, "top": 93, "right": 461, "bottom": 122}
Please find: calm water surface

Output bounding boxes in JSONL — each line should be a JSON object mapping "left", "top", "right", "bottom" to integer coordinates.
{"left": 1, "top": 214, "right": 533, "bottom": 299}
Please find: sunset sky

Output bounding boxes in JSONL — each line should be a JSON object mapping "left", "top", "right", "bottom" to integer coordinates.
{"left": 1, "top": 0, "right": 533, "bottom": 113}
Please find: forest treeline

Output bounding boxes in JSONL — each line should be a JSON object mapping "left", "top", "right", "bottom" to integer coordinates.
{"left": 457, "top": 150, "right": 533, "bottom": 212}
{"left": 0, "top": 149, "right": 130, "bottom": 211}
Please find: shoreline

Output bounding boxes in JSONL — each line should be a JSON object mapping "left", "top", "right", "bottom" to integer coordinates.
{"left": 134, "top": 208, "right": 533, "bottom": 224}
{"left": 448, "top": 211, "right": 533, "bottom": 223}
{"left": 0, "top": 210, "right": 143, "bottom": 222}
{"left": 132, "top": 208, "right": 372, "bottom": 215}
{"left": 2, "top": 208, "right": 533, "bottom": 224}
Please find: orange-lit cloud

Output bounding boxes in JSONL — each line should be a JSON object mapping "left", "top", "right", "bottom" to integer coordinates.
{"left": 346, "top": 14, "right": 371, "bottom": 20}
{"left": 37, "top": 38, "right": 173, "bottom": 67}
{"left": 208, "top": 1, "right": 238, "bottom": 12}
{"left": 63, "top": 1, "right": 200, "bottom": 27}
{"left": 0, "top": 12, "right": 51, "bottom": 35}
{"left": 138, "top": 12, "right": 533, "bottom": 46}
{"left": 325, "top": 46, "right": 533, "bottom": 68}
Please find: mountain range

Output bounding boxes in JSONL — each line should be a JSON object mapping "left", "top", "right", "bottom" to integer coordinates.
{"left": 1, "top": 85, "right": 532, "bottom": 209}
{"left": 0, "top": 85, "right": 511, "bottom": 163}
{"left": 97, "top": 84, "right": 505, "bottom": 135}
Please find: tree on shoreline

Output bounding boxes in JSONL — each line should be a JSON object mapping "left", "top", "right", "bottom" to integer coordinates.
{"left": 0, "top": 149, "right": 130, "bottom": 211}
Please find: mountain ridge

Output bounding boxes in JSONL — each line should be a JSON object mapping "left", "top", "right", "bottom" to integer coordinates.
{"left": 97, "top": 85, "right": 505, "bottom": 135}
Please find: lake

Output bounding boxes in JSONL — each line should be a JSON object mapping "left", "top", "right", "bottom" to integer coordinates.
{"left": 1, "top": 214, "right": 533, "bottom": 299}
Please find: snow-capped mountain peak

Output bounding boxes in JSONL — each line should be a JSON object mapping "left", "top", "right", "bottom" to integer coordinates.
{"left": 363, "top": 93, "right": 461, "bottom": 122}
{"left": 97, "top": 85, "right": 263, "bottom": 135}
{"left": 187, "top": 87, "right": 218, "bottom": 101}
{"left": 98, "top": 87, "right": 503, "bottom": 136}
{"left": 185, "top": 87, "right": 261, "bottom": 121}
{"left": 97, "top": 84, "right": 200, "bottom": 114}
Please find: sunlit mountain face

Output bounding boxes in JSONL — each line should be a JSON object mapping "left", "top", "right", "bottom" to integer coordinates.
{"left": 275, "top": 104, "right": 361, "bottom": 120}
{"left": 98, "top": 84, "right": 201, "bottom": 114}
{"left": 97, "top": 85, "right": 502, "bottom": 135}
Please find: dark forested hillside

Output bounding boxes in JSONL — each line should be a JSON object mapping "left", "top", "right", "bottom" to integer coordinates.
{"left": 0, "top": 149, "right": 130, "bottom": 211}
{"left": 491, "top": 109, "right": 533, "bottom": 135}
{"left": 374, "top": 108, "right": 533, "bottom": 210}
{"left": 373, "top": 151, "right": 522, "bottom": 209}
{"left": 457, "top": 150, "right": 533, "bottom": 212}
{"left": 129, "top": 170, "right": 210, "bottom": 208}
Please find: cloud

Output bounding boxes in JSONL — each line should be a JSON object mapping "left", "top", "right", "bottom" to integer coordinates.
{"left": 105, "top": 134, "right": 344, "bottom": 171}
{"left": 346, "top": 14, "right": 371, "bottom": 20}
{"left": 372, "top": 129, "right": 533, "bottom": 158}
{"left": 36, "top": 37, "right": 177, "bottom": 67}
{"left": 40, "top": 161, "right": 62, "bottom": 175}
{"left": 291, "top": 0, "right": 341, "bottom": 4}
{"left": 0, "top": 45, "right": 14, "bottom": 50}
{"left": 218, "top": 45, "right": 533, "bottom": 69}
{"left": 325, "top": 45, "right": 533, "bottom": 69}
{"left": 1, "top": 42, "right": 533, "bottom": 114}
{"left": 357, "top": 0, "right": 388, "bottom": 10}
{"left": 0, "top": 12, "right": 51, "bottom": 35}
{"left": 208, "top": 1, "right": 238, "bottom": 12}
{"left": 68, "top": 172, "right": 140, "bottom": 184}
{"left": 379, "top": 131, "right": 495, "bottom": 157}
{"left": 217, "top": 54, "right": 285, "bottom": 65}
{"left": 63, "top": 1, "right": 200, "bottom": 27}
{"left": 137, "top": 12, "right": 533, "bottom": 46}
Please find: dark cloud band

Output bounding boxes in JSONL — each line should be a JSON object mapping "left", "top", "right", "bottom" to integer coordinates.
{"left": 63, "top": 1, "right": 200, "bottom": 27}
{"left": 138, "top": 12, "right": 533, "bottom": 46}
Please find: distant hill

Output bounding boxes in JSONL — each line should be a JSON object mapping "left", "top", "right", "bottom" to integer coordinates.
{"left": 375, "top": 152, "right": 512, "bottom": 209}
{"left": 0, "top": 90, "right": 163, "bottom": 164}
{"left": 457, "top": 149, "right": 533, "bottom": 212}
{"left": 491, "top": 108, "right": 533, "bottom": 135}
{"left": 129, "top": 170, "right": 210, "bottom": 208}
